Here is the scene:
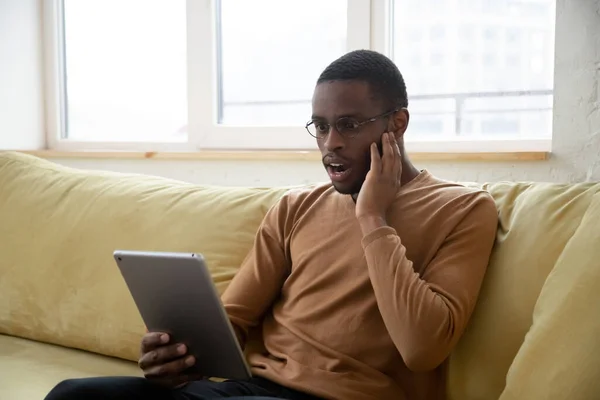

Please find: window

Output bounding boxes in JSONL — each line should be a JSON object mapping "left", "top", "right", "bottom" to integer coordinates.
{"left": 392, "top": 0, "right": 556, "bottom": 143}
{"left": 44, "top": 0, "right": 556, "bottom": 153}
{"left": 61, "top": 0, "right": 187, "bottom": 142}
{"left": 218, "top": 0, "right": 347, "bottom": 126}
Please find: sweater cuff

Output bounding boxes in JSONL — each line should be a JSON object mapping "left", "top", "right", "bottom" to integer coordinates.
{"left": 361, "top": 226, "right": 398, "bottom": 248}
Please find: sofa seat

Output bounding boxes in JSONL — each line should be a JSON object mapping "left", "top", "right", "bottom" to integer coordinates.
{"left": 0, "top": 334, "right": 140, "bottom": 399}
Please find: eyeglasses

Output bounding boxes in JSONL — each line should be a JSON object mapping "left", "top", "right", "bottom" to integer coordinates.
{"left": 305, "top": 108, "right": 399, "bottom": 139}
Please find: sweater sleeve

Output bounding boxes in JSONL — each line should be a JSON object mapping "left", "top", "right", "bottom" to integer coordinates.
{"left": 361, "top": 194, "right": 498, "bottom": 372}
{"left": 221, "top": 195, "right": 292, "bottom": 349}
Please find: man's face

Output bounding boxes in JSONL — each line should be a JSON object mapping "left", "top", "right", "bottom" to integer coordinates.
{"left": 312, "top": 80, "right": 388, "bottom": 195}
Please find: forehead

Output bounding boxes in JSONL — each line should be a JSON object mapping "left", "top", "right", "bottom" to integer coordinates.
{"left": 311, "top": 80, "right": 381, "bottom": 118}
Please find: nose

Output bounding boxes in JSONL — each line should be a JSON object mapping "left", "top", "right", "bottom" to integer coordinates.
{"left": 323, "top": 126, "right": 345, "bottom": 152}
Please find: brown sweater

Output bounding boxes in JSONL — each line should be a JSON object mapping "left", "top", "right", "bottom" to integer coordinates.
{"left": 222, "top": 171, "right": 498, "bottom": 399}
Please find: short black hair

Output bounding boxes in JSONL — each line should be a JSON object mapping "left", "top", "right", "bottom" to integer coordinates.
{"left": 316, "top": 49, "right": 408, "bottom": 110}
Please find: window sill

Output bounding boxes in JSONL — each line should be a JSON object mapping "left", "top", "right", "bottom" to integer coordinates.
{"left": 18, "top": 150, "right": 550, "bottom": 162}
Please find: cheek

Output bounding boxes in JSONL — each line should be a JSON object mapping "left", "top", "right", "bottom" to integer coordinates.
{"left": 316, "top": 139, "right": 326, "bottom": 152}
{"left": 352, "top": 144, "right": 374, "bottom": 170}
{"left": 359, "top": 137, "right": 381, "bottom": 161}
{"left": 356, "top": 140, "right": 381, "bottom": 171}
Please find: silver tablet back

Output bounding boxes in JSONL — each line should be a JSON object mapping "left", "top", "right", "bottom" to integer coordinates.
{"left": 114, "top": 250, "right": 251, "bottom": 380}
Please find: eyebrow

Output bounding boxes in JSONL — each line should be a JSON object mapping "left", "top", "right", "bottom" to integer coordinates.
{"left": 310, "top": 112, "right": 366, "bottom": 120}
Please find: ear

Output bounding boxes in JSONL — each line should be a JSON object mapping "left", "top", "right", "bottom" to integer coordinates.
{"left": 388, "top": 108, "right": 410, "bottom": 139}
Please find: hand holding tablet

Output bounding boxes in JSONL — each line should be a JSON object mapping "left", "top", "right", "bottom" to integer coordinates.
{"left": 114, "top": 250, "right": 252, "bottom": 382}
{"left": 138, "top": 331, "right": 204, "bottom": 387}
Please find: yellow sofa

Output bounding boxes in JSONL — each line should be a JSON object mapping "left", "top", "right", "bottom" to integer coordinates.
{"left": 1, "top": 151, "right": 599, "bottom": 400}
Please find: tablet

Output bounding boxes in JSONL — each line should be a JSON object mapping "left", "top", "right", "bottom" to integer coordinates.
{"left": 113, "top": 250, "right": 251, "bottom": 380}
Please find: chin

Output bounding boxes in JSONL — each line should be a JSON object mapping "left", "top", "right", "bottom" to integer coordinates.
{"left": 331, "top": 183, "right": 354, "bottom": 195}
{"left": 332, "top": 179, "right": 364, "bottom": 196}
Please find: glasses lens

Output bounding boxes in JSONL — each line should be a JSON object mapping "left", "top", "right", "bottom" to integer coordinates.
{"left": 336, "top": 117, "right": 360, "bottom": 135}
{"left": 306, "top": 122, "right": 317, "bottom": 137}
{"left": 307, "top": 121, "right": 332, "bottom": 138}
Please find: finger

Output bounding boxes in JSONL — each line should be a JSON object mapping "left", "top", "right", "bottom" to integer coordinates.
{"left": 383, "top": 132, "right": 395, "bottom": 176}
{"left": 370, "top": 142, "right": 381, "bottom": 173}
{"left": 391, "top": 134, "right": 402, "bottom": 178}
{"left": 141, "top": 332, "right": 170, "bottom": 354}
{"left": 392, "top": 134, "right": 401, "bottom": 156}
{"left": 139, "top": 343, "right": 187, "bottom": 370}
{"left": 144, "top": 355, "right": 196, "bottom": 379}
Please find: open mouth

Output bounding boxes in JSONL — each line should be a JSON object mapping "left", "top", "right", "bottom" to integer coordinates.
{"left": 327, "top": 163, "right": 352, "bottom": 182}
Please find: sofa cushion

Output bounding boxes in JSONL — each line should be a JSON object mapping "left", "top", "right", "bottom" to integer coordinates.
{"left": 447, "top": 182, "right": 600, "bottom": 400}
{"left": 0, "top": 151, "right": 290, "bottom": 361}
{"left": 499, "top": 186, "right": 600, "bottom": 399}
{"left": 0, "top": 334, "right": 139, "bottom": 400}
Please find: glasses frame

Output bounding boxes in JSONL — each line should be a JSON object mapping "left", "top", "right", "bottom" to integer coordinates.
{"left": 305, "top": 108, "right": 400, "bottom": 139}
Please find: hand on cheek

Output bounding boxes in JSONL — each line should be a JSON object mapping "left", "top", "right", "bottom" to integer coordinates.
{"left": 355, "top": 132, "right": 402, "bottom": 233}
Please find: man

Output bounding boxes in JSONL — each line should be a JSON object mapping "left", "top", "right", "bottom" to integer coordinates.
{"left": 46, "top": 50, "right": 498, "bottom": 400}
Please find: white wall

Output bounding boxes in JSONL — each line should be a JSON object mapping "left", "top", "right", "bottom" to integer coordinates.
{"left": 1, "top": 0, "right": 599, "bottom": 186}
{"left": 0, "top": 0, "right": 44, "bottom": 150}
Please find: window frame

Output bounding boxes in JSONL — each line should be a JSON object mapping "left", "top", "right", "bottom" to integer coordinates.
{"left": 42, "top": 0, "right": 552, "bottom": 153}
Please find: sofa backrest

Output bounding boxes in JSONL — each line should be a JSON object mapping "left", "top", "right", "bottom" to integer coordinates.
{"left": 447, "top": 180, "right": 600, "bottom": 400}
{"left": 0, "top": 152, "right": 289, "bottom": 361}
{"left": 1, "top": 151, "right": 599, "bottom": 399}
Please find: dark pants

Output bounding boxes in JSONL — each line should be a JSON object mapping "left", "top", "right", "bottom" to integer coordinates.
{"left": 44, "top": 376, "right": 322, "bottom": 400}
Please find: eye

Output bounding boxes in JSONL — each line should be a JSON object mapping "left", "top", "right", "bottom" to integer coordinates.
{"left": 338, "top": 118, "right": 360, "bottom": 132}
{"left": 315, "top": 122, "right": 330, "bottom": 133}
